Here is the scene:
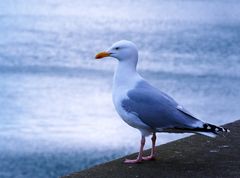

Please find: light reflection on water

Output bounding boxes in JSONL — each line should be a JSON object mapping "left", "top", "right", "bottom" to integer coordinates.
{"left": 0, "top": 0, "right": 240, "bottom": 178}
{"left": 0, "top": 71, "right": 189, "bottom": 178}
{"left": 0, "top": 72, "right": 185, "bottom": 149}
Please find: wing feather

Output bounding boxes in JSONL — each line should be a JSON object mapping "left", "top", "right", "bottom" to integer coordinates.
{"left": 122, "top": 81, "right": 203, "bottom": 130}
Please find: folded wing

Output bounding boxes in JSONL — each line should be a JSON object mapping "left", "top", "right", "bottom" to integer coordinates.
{"left": 121, "top": 80, "right": 203, "bottom": 130}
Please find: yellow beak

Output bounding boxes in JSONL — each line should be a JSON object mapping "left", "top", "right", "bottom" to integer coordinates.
{"left": 95, "top": 51, "right": 110, "bottom": 59}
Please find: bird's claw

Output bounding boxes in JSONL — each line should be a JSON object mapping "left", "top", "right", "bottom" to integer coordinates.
{"left": 124, "top": 158, "right": 143, "bottom": 164}
{"left": 142, "top": 155, "right": 156, "bottom": 161}
{"left": 124, "top": 155, "right": 156, "bottom": 163}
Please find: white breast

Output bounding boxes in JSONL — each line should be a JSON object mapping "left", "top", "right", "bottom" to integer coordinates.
{"left": 112, "top": 75, "right": 150, "bottom": 131}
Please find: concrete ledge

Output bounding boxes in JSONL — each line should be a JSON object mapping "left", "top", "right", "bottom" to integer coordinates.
{"left": 62, "top": 120, "right": 240, "bottom": 178}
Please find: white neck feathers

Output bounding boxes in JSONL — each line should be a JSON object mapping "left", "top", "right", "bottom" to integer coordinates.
{"left": 113, "top": 58, "right": 141, "bottom": 89}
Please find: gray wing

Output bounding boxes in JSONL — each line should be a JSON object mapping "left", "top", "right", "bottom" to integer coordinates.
{"left": 122, "top": 80, "right": 203, "bottom": 130}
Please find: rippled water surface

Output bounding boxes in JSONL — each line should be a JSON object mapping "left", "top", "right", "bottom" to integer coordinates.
{"left": 0, "top": 0, "right": 240, "bottom": 177}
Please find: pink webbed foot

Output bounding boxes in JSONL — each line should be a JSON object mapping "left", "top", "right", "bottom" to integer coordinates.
{"left": 124, "top": 158, "right": 142, "bottom": 164}
{"left": 142, "top": 155, "right": 156, "bottom": 161}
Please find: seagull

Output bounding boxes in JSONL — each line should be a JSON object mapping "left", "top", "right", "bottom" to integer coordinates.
{"left": 95, "top": 40, "right": 230, "bottom": 164}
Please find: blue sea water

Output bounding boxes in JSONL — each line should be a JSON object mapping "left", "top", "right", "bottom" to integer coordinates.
{"left": 0, "top": 0, "right": 240, "bottom": 177}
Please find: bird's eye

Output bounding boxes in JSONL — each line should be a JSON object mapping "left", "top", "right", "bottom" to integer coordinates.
{"left": 115, "top": 47, "right": 120, "bottom": 50}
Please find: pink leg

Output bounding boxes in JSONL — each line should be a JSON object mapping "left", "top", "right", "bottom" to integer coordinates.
{"left": 124, "top": 136, "right": 145, "bottom": 164}
{"left": 143, "top": 133, "right": 156, "bottom": 161}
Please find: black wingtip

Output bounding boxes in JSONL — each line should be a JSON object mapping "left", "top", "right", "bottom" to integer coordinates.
{"left": 203, "top": 123, "right": 230, "bottom": 134}
{"left": 173, "top": 123, "right": 230, "bottom": 134}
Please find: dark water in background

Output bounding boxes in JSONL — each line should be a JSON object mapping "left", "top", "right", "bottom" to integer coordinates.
{"left": 0, "top": 0, "right": 240, "bottom": 177}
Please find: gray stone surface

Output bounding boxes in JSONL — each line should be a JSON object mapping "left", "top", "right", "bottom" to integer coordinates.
{"left": 62, "top": 120, "right": 240, "bottom": 178}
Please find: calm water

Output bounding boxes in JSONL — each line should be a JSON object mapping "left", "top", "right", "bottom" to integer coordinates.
{"left": 0, "top": 0, "right": 240, "bottom": 177}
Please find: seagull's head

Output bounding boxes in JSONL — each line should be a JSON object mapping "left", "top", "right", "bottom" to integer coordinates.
{"left": 95, "top": 40, "right": 138, "bottom": 62}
